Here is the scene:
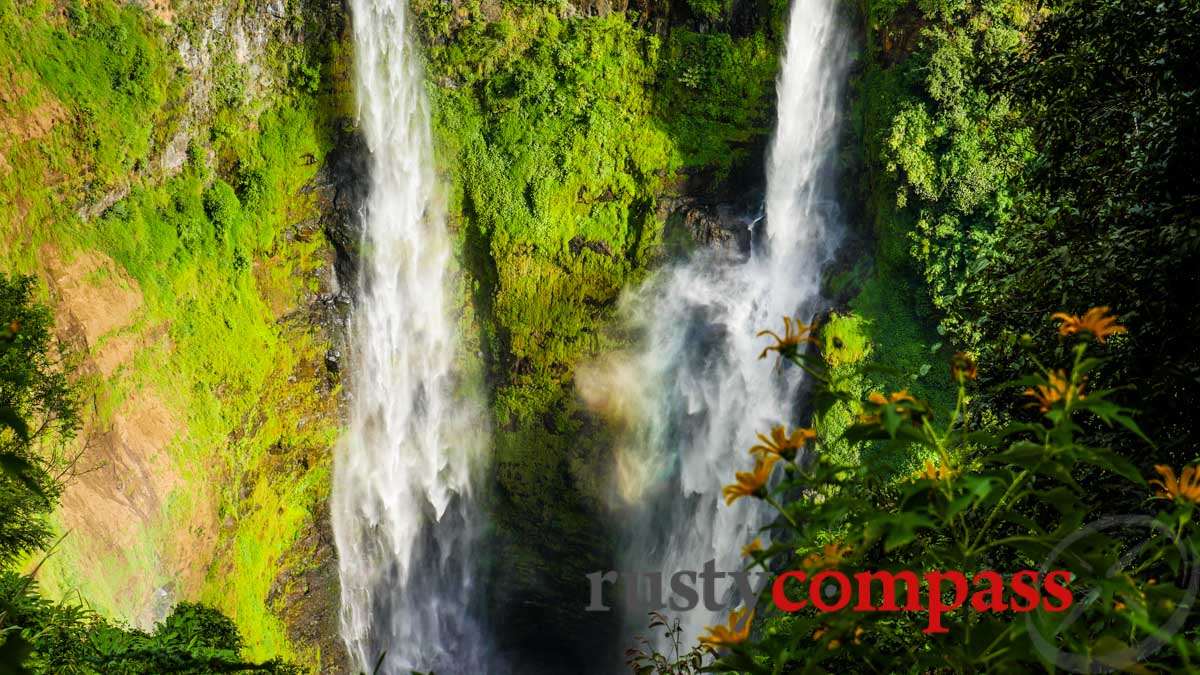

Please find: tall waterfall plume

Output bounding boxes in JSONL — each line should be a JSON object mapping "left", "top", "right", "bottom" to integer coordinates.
{"left": 330, "top": 1, "right": 494, "bottom": 671}
{"left": 604, "top": 0, "right": 851, "bottom": 648}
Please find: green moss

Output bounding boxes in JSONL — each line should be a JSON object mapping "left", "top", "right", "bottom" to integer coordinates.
{"left": 425, "top": 7, "right": 786, "bottom": 517}
{"left": 38, "top": 95, "right": 338, "bottom": 660}
{"left": 413, "top": 6, "right": 791, "bottom": 633}
{"left": 815, "top": 273, "right": 953, "bottom": 472}
{"left": 822, "top": 311, "right": 873, "bottom": 369}
{"left": 656, "top": 27, "right": 781, "bottom": 178}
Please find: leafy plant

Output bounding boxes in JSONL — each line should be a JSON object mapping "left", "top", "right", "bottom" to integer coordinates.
{"left": 686, "top": 308, "right": 1200, "bottom": 672}
{"left": 629, "top": 308, "right": 1197, "bottom": 672}
{"left": 626, "top": 611, "right": 707, "bottom": 674}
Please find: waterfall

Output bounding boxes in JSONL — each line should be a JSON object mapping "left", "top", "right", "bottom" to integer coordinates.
{"left": 330, "top": 1, "right": 494, "bottom": 672}
{"left": 608, "top": 0, "right": 850, "bottom": 648}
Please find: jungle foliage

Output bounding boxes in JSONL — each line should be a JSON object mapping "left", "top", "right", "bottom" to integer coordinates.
{"left": 1, "top": 572, "right": 301, "bottom": 673}
{"left": 0, "top": 274, "right": 75, "bottom": 567}
{"left": 862, "top": 0, "right": 1199, "bottom": 470}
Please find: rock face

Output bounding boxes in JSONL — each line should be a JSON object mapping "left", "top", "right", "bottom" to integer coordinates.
{"left": 169, "top": 0, "right": 310, "bottom": 153}
{"left": 167, "top": 1, "right": 360, "bottom": 666}
{"left": 77, "top": 0, "right": 326, "bottom": 217}
{"left": 660, "top": 197, "right": 759, "bottom": 257}
{"left": 319, "top": 125, "right": 370, "bottom": 297}
{"left": 15, "top": 0, "right": 356, "bottom": 670}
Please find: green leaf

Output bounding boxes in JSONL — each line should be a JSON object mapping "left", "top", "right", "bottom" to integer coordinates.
{"left": 882, "top": 405, "right": 904, "bottom": 437}
{"left": 0, "top": 452, "right": 49, "bottom": 503}
{"left": 865, "top": 511, "right": 936, "bottom": 551}
{"left": 999, "top": 508, "right": 1045, "bottom": 534}
{"left": 1037, "top": 486, "right": 1083, "bottom": 514}
{"left": 1074, "top": 446, "right": 1145, "bottom": 485}
{"left": 983, "top": 440, "right": 1047, "bottom": 468}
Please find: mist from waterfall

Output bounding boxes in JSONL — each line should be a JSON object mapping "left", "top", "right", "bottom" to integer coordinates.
{"left": 607, "top": 0, "right": 850, "bottom": 648}
{"left": 330, "top": 0, "right": 495, "bottom": 672}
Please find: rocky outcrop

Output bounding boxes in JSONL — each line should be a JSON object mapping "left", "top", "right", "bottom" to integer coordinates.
{"left": 318, "top": 125, "right": 370, "bottom": 297}
{"left": 659, "top": 197, "right": 758, "bottom": 257}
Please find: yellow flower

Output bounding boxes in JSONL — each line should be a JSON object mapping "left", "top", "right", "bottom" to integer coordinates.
{"left": 864, "top": 389, "right": 929, "bottom": 427}
{"left": 911, "top": 458, "right": 956, "bottom": 482}
{"left": 1024, "top": 370, "right": 1085, "bottom": 413}
{"left": 757, "top": 317, "right": 819, "bottom": 365}
{"left": 1051, "top": 306, "right": 1127, "bottom": 343}
{"left": 698, "top": 608, "right": 753, "bottom": 650}
{"left": 813, "top": 625, "right": 860, "bottom": 648}
{"left": 869, "top": 389, "right": 916, "bottom": 406}
{"left": 741, "top": 538, "right": 763, "bottom": 558}
{"left": 1150, "top": 465, "right": 1200, "bottom": 503}
{"left": 802, "top": 542, "right": 851, "bottom": 570}
{"left": 722, "top": 457, "right": 779, "bottom": 506}
{"left": 951, "top": 352, "right": 977, "bottom": 382}
{"left": 750, "top": 424, "right": 816, "bottom": 462}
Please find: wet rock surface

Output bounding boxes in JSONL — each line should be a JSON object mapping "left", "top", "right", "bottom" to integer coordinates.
{"left": 659, "top": 195, "right": 760, "bottom": 259}
{"left": 319, "top": 125, "right": 370, "bottom": 297}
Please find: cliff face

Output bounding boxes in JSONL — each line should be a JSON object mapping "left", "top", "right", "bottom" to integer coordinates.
{"left": 414, "top": 0, "right": 789, "bottom": 666}
{"left": 3, "top": 0, "right": 789, "bottom": 669}
{"left": 2, "top": 0, "right": 356, "bottom": 667}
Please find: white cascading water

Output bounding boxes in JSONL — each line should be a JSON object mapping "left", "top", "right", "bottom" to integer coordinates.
{"left": 608, "top": 0, "right": 850, "bottom": 648}
{"left": 330, "top": 1, "right": 493, "bottom": 672}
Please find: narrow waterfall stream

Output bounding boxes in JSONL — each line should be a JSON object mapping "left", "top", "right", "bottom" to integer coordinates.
{"left": 614, "top": 0, "right": 850, "bottom": 648}
{"left": 330, "top": 1, "right": 494, "bottom": 672}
